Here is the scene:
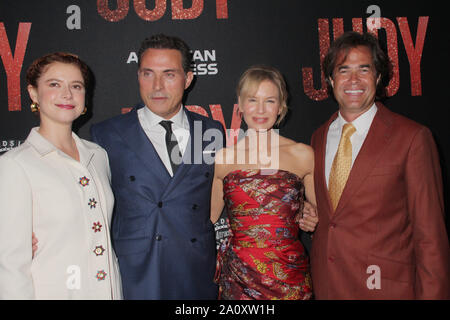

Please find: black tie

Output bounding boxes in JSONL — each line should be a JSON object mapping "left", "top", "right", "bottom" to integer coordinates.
{"left": 159, "top": 120, "right": 182, "bottom": 175}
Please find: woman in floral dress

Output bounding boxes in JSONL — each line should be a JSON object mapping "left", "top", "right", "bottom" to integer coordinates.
{"left": 211, "top": 66, "right": 318, "bottom": 300}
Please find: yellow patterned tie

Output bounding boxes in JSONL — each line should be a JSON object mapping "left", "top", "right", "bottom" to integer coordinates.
{"left": 329, "top": 123, "right": 356, "bottom": 211}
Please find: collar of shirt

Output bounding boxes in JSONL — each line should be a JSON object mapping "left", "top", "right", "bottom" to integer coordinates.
{"left": 139, "top": 105, "right": 190, "bottom": 156}
{"left": 26, "top": 127, "right": 95, "bottom": 166}
{"left": 142, "top": 105, "right": 190, "bottom": 145}
{"left": 331, "top": 103, "right": 378, "bottom": 135}
{"left": 141, "top": 105, "right": 189, "bottom": 132}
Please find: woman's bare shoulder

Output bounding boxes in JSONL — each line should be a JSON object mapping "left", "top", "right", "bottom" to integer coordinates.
{"left": 278, "top": 138, "right": 314, "bottom": 177}
{"left": 279, "top": 136, "right": 313, "bottom": 158}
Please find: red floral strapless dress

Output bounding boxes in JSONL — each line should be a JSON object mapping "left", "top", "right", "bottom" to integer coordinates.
{"left": 214, "top": 169, "right": 312, "bottom": 300}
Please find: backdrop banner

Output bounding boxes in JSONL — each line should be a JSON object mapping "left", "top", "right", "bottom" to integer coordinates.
{"left": 1, "top": 1, "right": 449, "bottom": 247}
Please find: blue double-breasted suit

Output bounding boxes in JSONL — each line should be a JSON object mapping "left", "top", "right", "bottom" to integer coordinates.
{"left": 90, "top": 105, "right": 223, "bottom": 299}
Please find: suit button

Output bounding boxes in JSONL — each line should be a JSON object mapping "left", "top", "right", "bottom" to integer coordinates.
{"left": 329, "top": 256, "right": 335, "bottom": 262}
{"left": 156, "top": 235, "right": 162, "bottom": 241}
{"left": 158, "top": 202, "right": 163, "bottom": 208}
{"left": 192, "top": 204, "right": 198, "bottom": 210}
{"left": 129, "top": 176, "right": 135, "bottom": 181}
{"left": 330, "top": 223, "right": 336, "bottom": 228}
{"left": 205, "top": 172, "right": 210, "bottom": 178}
{"left": 190, "top": 238, "right": 197, "bottom": 243}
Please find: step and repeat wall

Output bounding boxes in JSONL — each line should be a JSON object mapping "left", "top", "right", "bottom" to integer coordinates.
{"left": 1, "top": 1, "right": 449, "bottom": 235}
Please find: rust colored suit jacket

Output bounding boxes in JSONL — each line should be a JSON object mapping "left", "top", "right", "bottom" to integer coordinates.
{"left": 310, "top": 103, "right": 450, "bottom": 299}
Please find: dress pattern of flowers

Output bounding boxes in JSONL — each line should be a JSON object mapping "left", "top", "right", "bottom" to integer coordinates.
{"left": 215, "top": 169, "right": 312, "bottom": 300}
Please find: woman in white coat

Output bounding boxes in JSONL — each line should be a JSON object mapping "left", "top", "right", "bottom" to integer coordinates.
{"left": 0, "top": 52, "right": 122, "bottom": 299}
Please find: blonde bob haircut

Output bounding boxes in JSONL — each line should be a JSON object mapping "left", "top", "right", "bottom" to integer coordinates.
{"left": 236, "top": 65, "right": 288, "bottom": 126}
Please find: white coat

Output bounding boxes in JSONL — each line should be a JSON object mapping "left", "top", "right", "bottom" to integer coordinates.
{"left": 0, "top": 128, "right": 122, "bottom": 299}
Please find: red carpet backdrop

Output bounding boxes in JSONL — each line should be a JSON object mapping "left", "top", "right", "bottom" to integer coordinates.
{"left": 1, "top": 0, "right": 449, "bottom": 234}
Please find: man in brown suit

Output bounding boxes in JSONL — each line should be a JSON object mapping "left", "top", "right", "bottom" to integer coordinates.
{"left": 310, "top": 31, "right": 449, "bottom": 299}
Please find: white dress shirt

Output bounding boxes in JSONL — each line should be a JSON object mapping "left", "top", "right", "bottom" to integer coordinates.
{"left": 325, "top": 103, "right": 378, "bottom": 187}
{"left": 138, "top": 106, "right": 190, "bottom": 176}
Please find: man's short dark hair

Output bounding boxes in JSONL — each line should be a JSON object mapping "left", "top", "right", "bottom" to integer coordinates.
{"left": 138, "top": 34, "right": 192, "bottom": 73}
{"left": 322, "top": 31, "right": 391, "bottom": 100}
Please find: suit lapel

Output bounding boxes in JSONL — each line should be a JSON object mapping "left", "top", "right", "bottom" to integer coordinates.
{"left": 316, "top": 112, "right": 338, "bottom": 217}
{"left": 116, "top": 107, "right": 171, "bottom": 187}
{"left": 334, "top": 103, "right": 393, "bottom": 216}
{"left": 162, "top": 108, "right": 198, "bottom": 197}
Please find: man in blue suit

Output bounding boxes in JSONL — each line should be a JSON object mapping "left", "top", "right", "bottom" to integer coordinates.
{"left": 90, "top": 34, "right": 223, "bottom": 299}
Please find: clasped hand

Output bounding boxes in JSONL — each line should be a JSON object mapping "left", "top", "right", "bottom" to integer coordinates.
{"left": 296, "top": 202, "right": 318, "bottom": 232}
